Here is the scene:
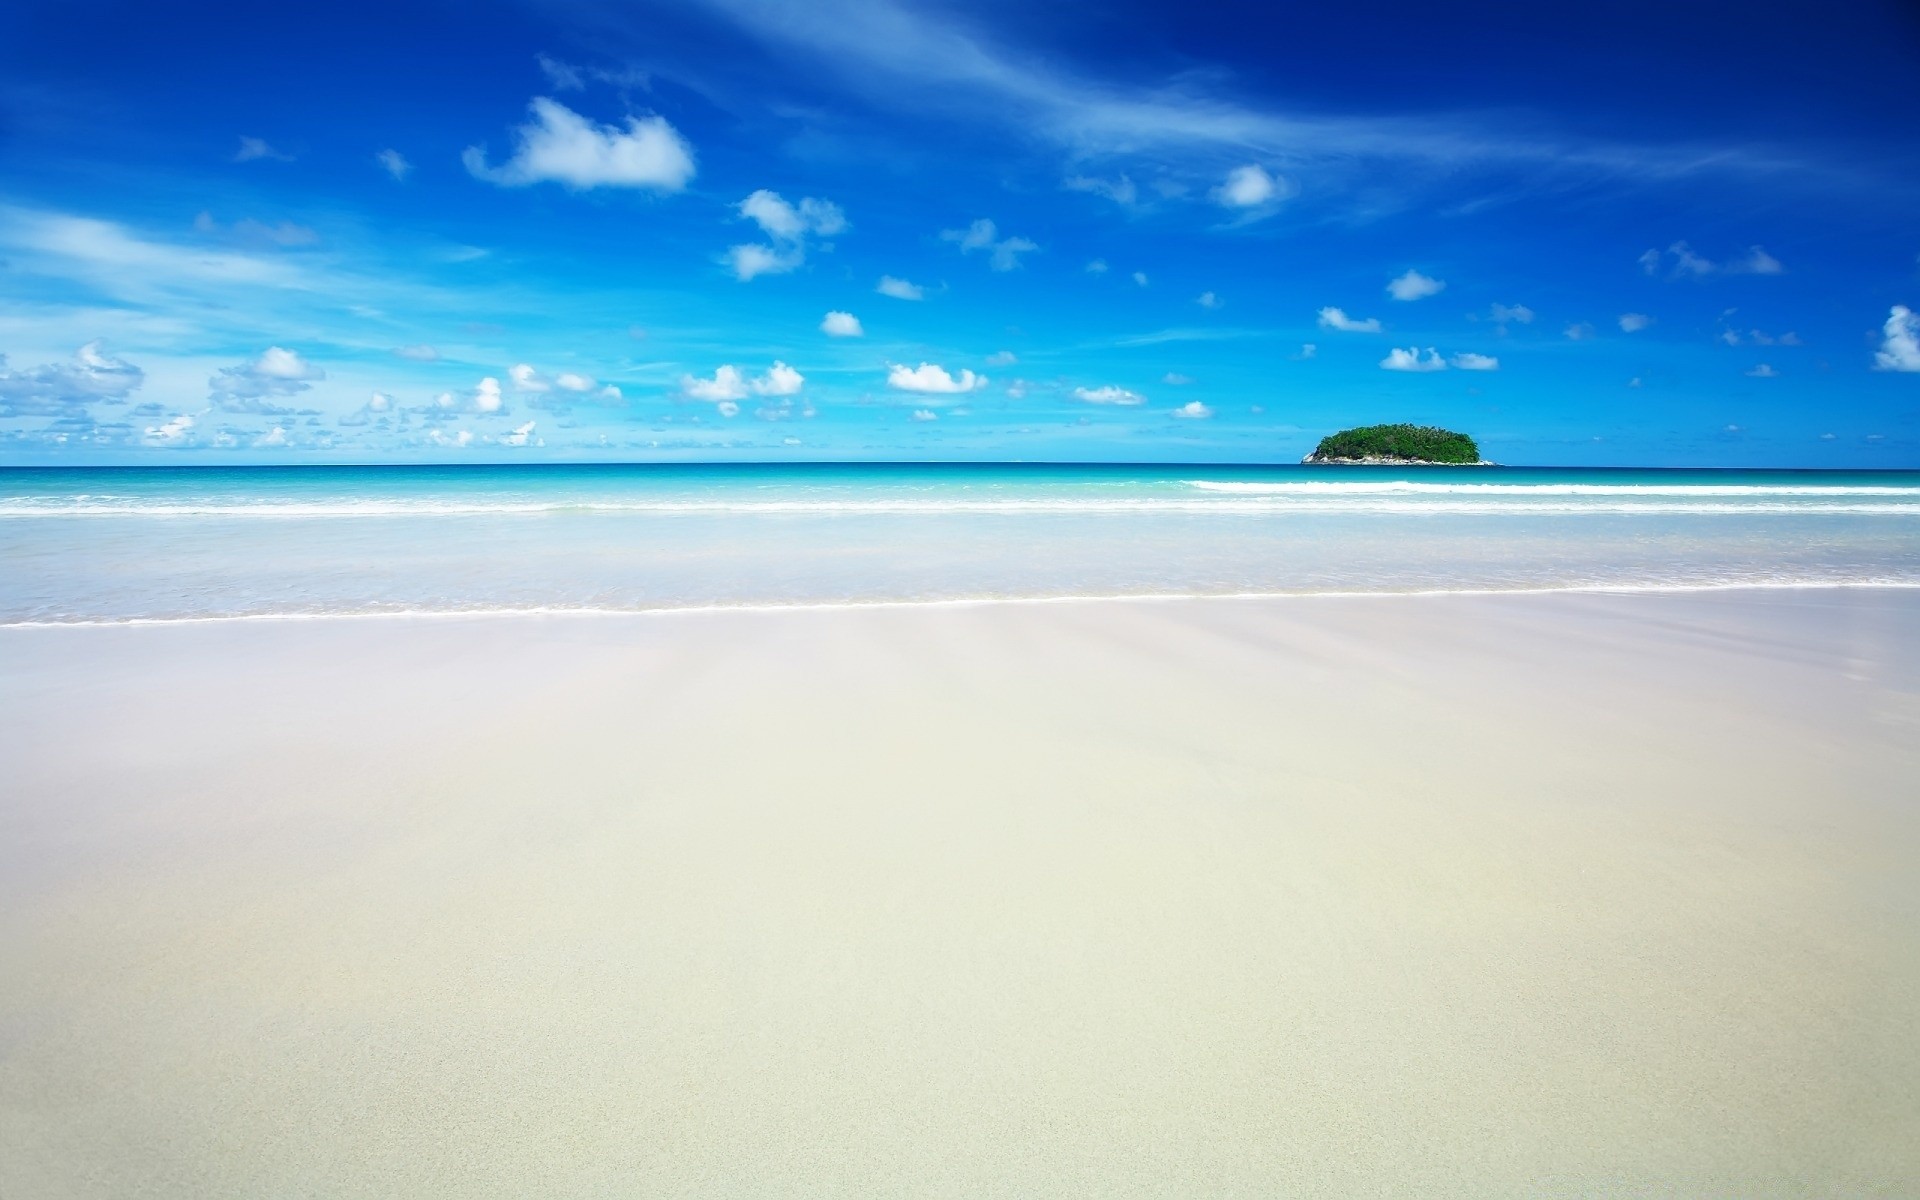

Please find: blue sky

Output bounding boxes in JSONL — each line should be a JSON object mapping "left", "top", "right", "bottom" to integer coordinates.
{"left": 2, "top": 0, "right": 1918, "bottom": 465}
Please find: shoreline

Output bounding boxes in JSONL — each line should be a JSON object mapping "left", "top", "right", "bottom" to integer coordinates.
{"left": 4, "top": 575, "right": 1918, "bottom": 630}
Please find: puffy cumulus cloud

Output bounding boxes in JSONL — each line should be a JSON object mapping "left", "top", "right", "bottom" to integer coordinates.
{"left": 1640, "top": 241, "right": 1784, "bottom": 279}
{"left": 728, "top": 189, "right": 846, "bottom": 282}
{"left": 910, "top": 408, "right": 939, "bottom": 422}
{"left": 1196, "top": 291, "right": 1222, "bottom": 309}
{"left": 682, "top": 365, "right": 748, "bottom": 402}
{"left": 1564, "top": 322, "right": 1596, "bottom": 341}
{"left": 1746, "top": 363, "right": 1779, "bottom": 378}
{"left": 1212, "top": 164, "right": 1289, "bottom": 209}
{"left": 682, "top": 363, "right": 803, "bottom": 403}
{"left": 394, "top": 343, "right": 439, "bottom": 361}
{"left": 716, "top": 400, "right": 740, "bottom": 418}
{"left": 1619, "top": 313, "right": 1654, "bottom": 332}
{"left": 1488, "top": 303, "right": 1535, "bottom": 326}
{"left": 821, "top": 310, "right": 863, "bottom": 336}
{"left": 1132, "top": 271, "right": 1149, "bottom": 287}
{"left": 1072, "top": 385, "right": 1146, "bottom": 406}
{"left": 143, "top": 413, "right": 195, "bottom": 444}
{"left": 876, "top": 275, "right": 924, "bottom": 300}
{"left": 427, "top": 428, "right": 475, "bottom": 448}
{"left": 1317, "top": 306, "right": 1382, "bottom": 333}
{"left": 1451, "top": 352, "right": 1500, "bottom": 370}
{"left": 985, "top": 350, "right": 1017, "bottom": 366}
{"left": 1874, "top": 305, "right": 1920, "bottom": 372}
{"left": 420, "top": 377, "right": 506, "bottom": 418}
{"left": 1295, "top": 343, "right": 1317, "bottom": 359}
{"left": 377, "top": 149, "right": 410, "bottom": 180}
{"left": 499, "top": 420, "right": 538, "bottom": 447}
{"left": 940, "top": 218, "right": 1038, "bottom": 271}
{"left": 253, "top": 425, "right": 291, "bottom": 448}
{"left": 509, "top": 363, "right": 551, "bottom": 393}
{"left": 463, "top": 97, "right": 695, "bottom": 191}
{"left": 751, "top": 362, "right": 804, "bottom": 397}
{"left": 0, "top": 341, "right": 145, "bottom": 416}
{"left": 1387, "top": 269, "right": 1445, "bottom": 301}
{"left": 726, "top": 243, "right": 802, "bottom": 281}
{"left": 887, "top": 363, "right": 986, "bottom": 394}
{"left": 1379, "top": 347, "right": 1447, "bottom": 372}
{"left": 209, "top": 346, "right": 324, "bottom": 413}
{"left": 1171, "top": 400, "right": 1212, "bottom": 419}
{"left": 739, "top": 189, "right": 846, "bottom": 240}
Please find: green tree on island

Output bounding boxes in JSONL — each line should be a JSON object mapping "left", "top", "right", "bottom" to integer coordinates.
{"left": 1305, "top": 424, "right": 1483, "bottom": 464}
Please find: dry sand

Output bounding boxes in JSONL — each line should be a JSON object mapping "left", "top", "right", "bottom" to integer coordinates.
{"left": 2, "top": 589, "right": 1918, "bottom": 1197}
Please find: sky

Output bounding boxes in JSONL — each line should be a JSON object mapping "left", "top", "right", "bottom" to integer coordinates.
{"left": 2, "top": 0, "right": 1918, "bottom": 466}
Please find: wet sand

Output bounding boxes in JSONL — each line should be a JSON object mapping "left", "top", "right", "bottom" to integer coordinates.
{"left": 2, "top": 589, "right": 1917, "bottom": 1196}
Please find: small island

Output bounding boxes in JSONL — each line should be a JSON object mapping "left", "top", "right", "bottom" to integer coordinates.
{"left": 1302, "top": 423, "right": 1489, "bottom": 465}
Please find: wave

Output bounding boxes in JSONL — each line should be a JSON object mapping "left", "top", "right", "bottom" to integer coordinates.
{"left": 6, "top": 577, "right": 1918, "bottom": 629}
{"left": 1182, "top": 480, "right": 1920, "bottom": 497}
{"left": 2, "top": 495, "right": 1918, "bottom": 518}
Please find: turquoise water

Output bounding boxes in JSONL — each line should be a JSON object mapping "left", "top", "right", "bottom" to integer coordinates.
{"left": 3, "top": 463, "right": 1918, "bottom": 623}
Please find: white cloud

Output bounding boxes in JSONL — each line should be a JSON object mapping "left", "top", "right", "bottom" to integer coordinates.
{"left": 1296, "top": 343, "right": 1318, "bottom": 359}
{"left": 1451, "top": 352, "right": 1499, "bottom": 370}
{"left": 377, "top": 149, "right": 411, "bottom": 181}
{"left": 1746, "top": 364, "right": 1778, "bottom": 378}
{"left": 555, "top": 371, "right": 596, "bottom": 392}
{"left": 1162, "top": 372, "right": 1193, "bottom": 384}
{"left": 887, "top": 362, "right": 985, "bottom": 394}
{"left": 1628, "top": 377, "right": 1644, "bottom": 389}
{"left": 1618, "top": 313, "right": 1653, "bottom": 332}
{"left": 1488, "top": 303, "right": 1535, "bottom": 325}
{"left": 682, "top": 365, "right": 748, "bottom": 402}
{"left": 253, "top": 426, "right": 290, "bottom": 447}
{"left": 716, "top": 400, "right": 740, "bottom": 418}
{"left": 1086, "top": 259, "right": 1108, "bottom": 274}
{"left": 910, "top": 408, "right": 938, "bottom": 422}
{"left": 537, "top": 54, "right": 586, "bottom": 91}
{"left": 1132, "top": 271, "right": 1149, "bottom": 287}
{"left": 726, "top": 243, "right": 803, "bottom": 281}
{"left": 509, "top": 363, "right": 550, "bottom": 393}
{"left": 1317, "top": 306, "right": 1382, "bottom": 333}
{"left": 1065, "top": 174, "right": 1137, "bottom": 206}
{"left": 751, "top": 362, "right": 805, "bottom": 396}
{"left": 463, "top": 97, "right": 695, "bottom": 191}
{"left": 821, "top": 310, "right": 864, "bottom": 336}
{"left": 428, "top": 428, "right": 475, "bottom": 448}
{"left": 1073, "top": 385, "right": 1146, "bottom": 405}
{"left": 1171, "top": 400, "right": 1212, "bottom": 419}
{"left": 1196, "top": 291, "right": 1221, "bottom": 309}
{"left": 876, "top": 275, "right": 924, "bottom": 300}
{"left": 1387, "top": 269, "right": 1445, "bottom": 301}
{"left": 394, "top": 344, "right": 439, "bottom": 361}
{"left": 500, "top": 420, "right": 537, "bottom": 447}
{"left": 0, "top": 341, "right": 145, "bottom": 417}
{"left": 1873, "top": 306, "right": 1920, "bottom": 372}
{"left": 143, "top": 413, "right": 194, "bottom": 444}
{"left": 1379, "top": 347, "right": 1447, "bottom": 372}
{"left": 210, "top": 346, "right": 324, "bottom": 413}
{"left": 940, "top": 218, "right": 1038, "bottom": 271}
{"left": 1641, "top": 241, "right": 1784, "bottom": 279}
{"left": 1565, "top": 322, "right": 1596, "bottom": 341}
{"left": 234, "top": 136, "right": 291, "bottom": 163}
{"left": 985, "top": 350, "right": 1017, "bottom": 366}
{"left": 1213, "top": 164, "right": 1287, "bottom": 208}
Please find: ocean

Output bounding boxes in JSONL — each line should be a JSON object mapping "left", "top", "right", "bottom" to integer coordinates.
{"left": 3, "top": 463, "right": 1918, "bottom": 624}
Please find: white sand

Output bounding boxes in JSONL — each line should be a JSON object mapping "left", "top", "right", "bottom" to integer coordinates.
{"left": 2, "top": 589, "right": 1917, "bottom": 1197}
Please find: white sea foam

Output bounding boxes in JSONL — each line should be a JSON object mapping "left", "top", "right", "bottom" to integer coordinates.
{"left": 5, "top": 578, "right": 1918, "bottom": 630}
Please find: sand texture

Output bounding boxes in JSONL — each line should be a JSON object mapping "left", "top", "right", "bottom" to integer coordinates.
{"left": 2, "top": 590, "right": 1918, "bottom": 1197}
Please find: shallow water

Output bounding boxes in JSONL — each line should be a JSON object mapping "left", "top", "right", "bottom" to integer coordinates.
{"left": 3, "top": 463, "right": 1918, "bottom": 623}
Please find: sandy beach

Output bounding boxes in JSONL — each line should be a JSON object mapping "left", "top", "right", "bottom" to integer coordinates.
{"left": 2, "top": 588, "right": 1917, "bottom": 1197}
